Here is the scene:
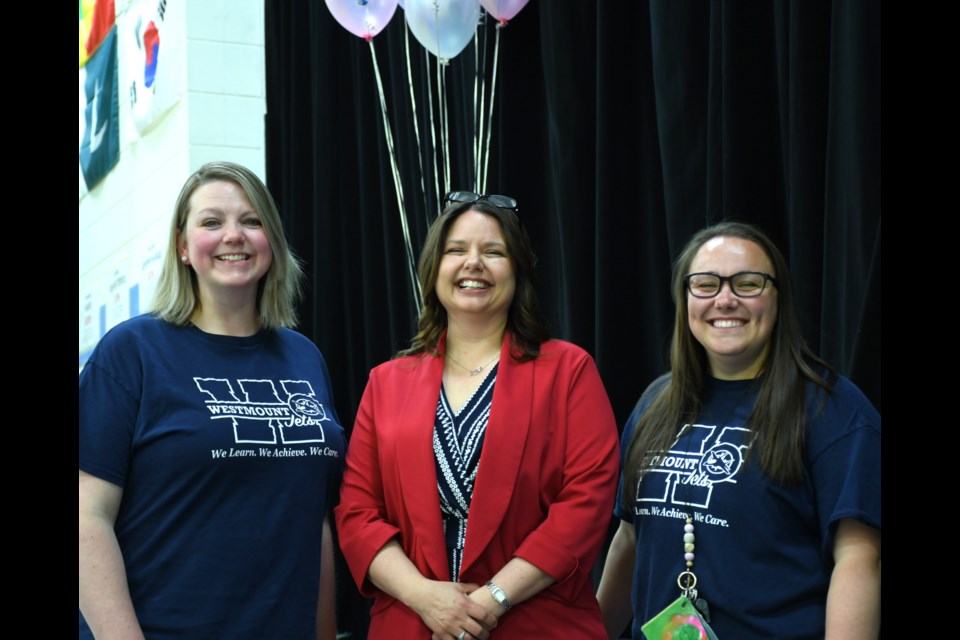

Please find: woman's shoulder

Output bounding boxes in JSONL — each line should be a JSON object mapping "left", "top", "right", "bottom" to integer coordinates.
{"left": 82, "top": 315, "right": 181, "bottom": 380}
{"left": 830, "top": 374, "right": 877, "bottom": 404}
{"left": 810, "top": 373, "right": 879, "bottom": 418}
{"left": 628, "top": 372, "right": 672, "bottom": 417}
{"left": 369, "top": 351, "right": 435, "bottom": 378}
{"left": 92, "top": 314, "right": 177, "bottom": 351}
{"left": 272, "top": 326, "right": 322, "bottom": 350}
{"left": 536, "top": 338, "right": 594, "bottom": 362}
{"left": 805, "top": 373, "right": 880, "bottom": 442}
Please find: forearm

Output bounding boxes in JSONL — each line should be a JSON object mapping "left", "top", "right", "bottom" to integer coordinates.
{"left": 597, "top": 521, "right": 636, "bottom": 640}
{"left": 468, "top": 557, "right": 555, "bottom": 620}
{"left": 78, "top": 514, "right": 144, "bottom": 640}
{"left": 825, "top": 555, "right": 880, "bottom": 639}
{"left": 367, "top": 539, "right": 434, "bottom": 608}
{"left": 316, "top": 517, "right": 337, "bottom": 640}
{"left": 368, "top": 539, "right": 497, "bottom": 638}
{"left": 825, "top": 519, "right": 881, "bottom": 639}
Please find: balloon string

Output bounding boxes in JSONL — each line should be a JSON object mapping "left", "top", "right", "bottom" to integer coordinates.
{"left": 473, "top": 16, "right": 486, "bottom": 192}
{"left": 429, "top": 2, "right": 450, "bottom": 198}
{"left": 369, "top": 39, "right": 422, "bottom": 309}
{"left": 439, "top": 59, "right": 450, "bottom": 195}
{"left": 481, "top": 21, "right": 501, "bottom": 194}
{"left": 403, "top": 20, "right": 430, "bottom": 224}
{"left": 425, "top": 47, "right": 441, "bottom": 217}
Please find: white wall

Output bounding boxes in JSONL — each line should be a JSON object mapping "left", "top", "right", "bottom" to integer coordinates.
{"left": 79, "top": 0, "right": 266, "bottom": 367}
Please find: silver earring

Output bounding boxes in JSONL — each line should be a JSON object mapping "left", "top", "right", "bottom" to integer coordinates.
{"left": 181, "top": 255, "right": 188, "bottom": 263}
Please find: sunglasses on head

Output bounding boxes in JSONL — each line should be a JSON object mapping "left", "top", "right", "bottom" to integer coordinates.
{"left": 444, "top": 191, "right": 519, "bottom": 214}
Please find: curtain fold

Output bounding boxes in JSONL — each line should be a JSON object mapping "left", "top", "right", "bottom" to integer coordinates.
{"left": 265, "top": 3, "right": 879, "bottom": 634}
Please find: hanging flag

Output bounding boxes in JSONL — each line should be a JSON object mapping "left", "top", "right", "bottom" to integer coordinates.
{"left": 80, "top": 25, "right": 120, "bottom": 198}
{"left": 123, "top": 0, "right": 182, "bottom": 138}
{"left": 79, "top": 0, "right": 117, "bottom": 67}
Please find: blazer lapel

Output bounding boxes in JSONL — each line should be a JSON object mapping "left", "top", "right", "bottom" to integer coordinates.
{"left": 394, "top": 350, "right": 451, "bottom": 581}
{"left": 460, "top": 333, "right": 533, "bottom": 573}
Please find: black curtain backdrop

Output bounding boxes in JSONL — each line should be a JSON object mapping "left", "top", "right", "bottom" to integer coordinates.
{"left": 265, "top": 2, "right": 879, "bottom": 636}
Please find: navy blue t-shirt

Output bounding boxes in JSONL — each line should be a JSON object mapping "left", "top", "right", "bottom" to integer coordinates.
{"left": 79, "top": 315, "right": 346, "bottom": 639}
{"left": 615, "top": 374, "right": 880, "bottom": 639}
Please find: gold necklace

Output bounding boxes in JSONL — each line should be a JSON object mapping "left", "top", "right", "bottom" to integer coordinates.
{"left": 445, "top": 352, "right": 501, "bottom": 377}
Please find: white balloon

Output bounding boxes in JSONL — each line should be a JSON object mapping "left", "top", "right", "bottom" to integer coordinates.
{"left": 405, "top": 0, "right": 481, "bottom": 61}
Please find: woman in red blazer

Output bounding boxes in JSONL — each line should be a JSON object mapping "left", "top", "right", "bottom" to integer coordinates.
{"left": 335, "top": 192, "right": 620, "bottom": 639}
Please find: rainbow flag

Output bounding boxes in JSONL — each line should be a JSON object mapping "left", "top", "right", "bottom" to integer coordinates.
{"left": 79, "top": 0, "right": 116, "bottom": 67}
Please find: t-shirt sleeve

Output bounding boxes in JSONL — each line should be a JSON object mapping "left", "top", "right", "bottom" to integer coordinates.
{"left": 806, "top": 378, "right": 881, "bottom": 561}
{"left": 78, "top": 328, "right": 143, "bottom": 488}
{"left": 613, "top": 374, "right": 671, "bottom": 522}
{"left": 613, "top": 403, "right": 642, "bottom": 523}
{"left": 316, "top": 350, "right": 346, "bottom": 510}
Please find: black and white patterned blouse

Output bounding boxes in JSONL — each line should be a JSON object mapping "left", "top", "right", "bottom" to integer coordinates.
{"left": 433, "top": 363, "right": 498, "bottom": 580}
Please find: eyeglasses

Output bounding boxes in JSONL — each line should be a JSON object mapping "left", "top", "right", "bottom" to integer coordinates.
{"left": 683, "top": 271, "right": 779, "bottom": 298}
{"left": 444, "top": 191, "right": 519, "bottom": 213}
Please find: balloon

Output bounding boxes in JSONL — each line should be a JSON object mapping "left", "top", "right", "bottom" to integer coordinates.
{"left": 405, "top": 0, "right": 481, "bottom": 61}
{"left": 479, "top": 0, "right": 528, "bottom": 22}
{"left": 325, "top": 0, "right": 398, "bottom": 40}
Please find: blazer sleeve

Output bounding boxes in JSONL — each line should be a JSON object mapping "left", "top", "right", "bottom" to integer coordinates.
{"left": 512, "top": 350, "right": 620, "bottom": 584}
{"left": 334, "top": 369, "right": 403, "bottom": 596}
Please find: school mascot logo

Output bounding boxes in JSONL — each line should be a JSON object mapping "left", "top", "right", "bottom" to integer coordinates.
{"left": 195, "top": 377, "right": 331, "bottom": 445}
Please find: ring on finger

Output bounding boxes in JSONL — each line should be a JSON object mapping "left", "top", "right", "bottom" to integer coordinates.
{"left": 457, "top": 632, "right": 468, "bottom": 640}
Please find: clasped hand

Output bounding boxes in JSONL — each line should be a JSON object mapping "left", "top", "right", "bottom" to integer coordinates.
{"left": 410, "top": 580, "right": 498, "bottom": 640}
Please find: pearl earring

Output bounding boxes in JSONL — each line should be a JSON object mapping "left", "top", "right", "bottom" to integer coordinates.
{"left": 181, "top": 255, "right": 188, "bottom": 263}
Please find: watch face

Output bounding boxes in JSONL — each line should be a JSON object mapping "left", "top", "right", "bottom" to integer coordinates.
{"left": 487, "top": 582, "right": 510, "bottom": 609}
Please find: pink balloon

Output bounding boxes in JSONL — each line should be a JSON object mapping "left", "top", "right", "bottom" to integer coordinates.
{"left": 325, "top": 0, "right": 399, "bottom": 40}
{"left": 479, "top": 0, "right": 529, "bottom": 22}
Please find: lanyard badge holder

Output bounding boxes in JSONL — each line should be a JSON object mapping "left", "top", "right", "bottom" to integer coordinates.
{"left": 641, "top": 570, "right": 718, "bottom": 640}
{"left": 641, "top": 516, "right": 719, "bottom": 640}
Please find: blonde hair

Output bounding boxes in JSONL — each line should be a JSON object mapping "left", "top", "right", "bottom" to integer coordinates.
{"left": 151, "top": 161, "right": 304, "bottom": 329}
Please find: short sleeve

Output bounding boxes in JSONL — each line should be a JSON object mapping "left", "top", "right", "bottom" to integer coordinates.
{"left": 805, "top": 377, "right": 881, "bottom": 560}
{"left": 78, "top": 327, "right": 144, "bottom": 487}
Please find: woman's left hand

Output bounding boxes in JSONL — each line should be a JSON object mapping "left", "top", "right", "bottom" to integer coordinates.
{"left": 416, "top": 581, "right": 495, "bottom": 640}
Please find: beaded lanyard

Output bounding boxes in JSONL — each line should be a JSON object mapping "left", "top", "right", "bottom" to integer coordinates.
{"left": 636, "top": 510, "right": 719, "bottom": 639}
{"left": 660, "top": 378, "right": 757, "bottom": 640}
{"left": 678, "top": 516, "right": 710, "bottom": 621}
{"left": 639, "top": 462, "right": 719, "bottom": 638}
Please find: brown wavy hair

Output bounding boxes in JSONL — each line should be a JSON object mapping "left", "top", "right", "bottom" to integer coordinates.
{"left": 623, "top": 221, "right": 833, "bottom": 499}
{"left": 398, "top": 200, "right": 549, "bottom": 361}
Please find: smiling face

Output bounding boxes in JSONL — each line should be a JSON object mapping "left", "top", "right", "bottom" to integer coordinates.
{"left": 686, "top": 236, "right": 778, "bottom": 379}
{"left": 435, "top": 209, "right": 516, "bottom": 328}
{"left": 177, "top": 179, "right": 273, "bottom": 306}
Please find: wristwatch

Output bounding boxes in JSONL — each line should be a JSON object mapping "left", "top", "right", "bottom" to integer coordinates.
{"left": 485, "top": 581, "right": 511, "bottom": 611}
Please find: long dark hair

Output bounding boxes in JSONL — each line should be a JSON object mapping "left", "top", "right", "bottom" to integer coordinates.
{"left": 398, "top": 200, "right": 549, "bottom": 361}
{"left": 623, "top": 222, "right": 833, "bottom": 501}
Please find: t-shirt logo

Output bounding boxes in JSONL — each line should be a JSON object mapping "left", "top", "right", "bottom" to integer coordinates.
{"left": 637, "top": 423, "right": 750, "bottom": 510}
{"left": 195, "top": 377, "right": 330, "bottom": 445}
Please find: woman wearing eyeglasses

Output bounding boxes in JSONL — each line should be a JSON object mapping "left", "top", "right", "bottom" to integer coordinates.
{"left": 597, "top": 222, "right": 881, "bottom": 639}
{"left": 335, "top": 192, "right": 620, "bottom": 639}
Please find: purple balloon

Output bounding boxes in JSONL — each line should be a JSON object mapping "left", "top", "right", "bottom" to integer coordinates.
{"left": 325, "top": 0, "right": 398, "bottom": 40}
{"left": 479, "top": 0, "right": 529, "bottom": 22}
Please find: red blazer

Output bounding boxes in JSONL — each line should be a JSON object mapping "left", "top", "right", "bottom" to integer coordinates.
{"left": 335, "top": 333, "right": 620, "bottom": 638}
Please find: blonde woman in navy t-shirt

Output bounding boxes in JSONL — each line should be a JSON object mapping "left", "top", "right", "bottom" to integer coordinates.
{"left": 79, "top": 162, "right": 346, "bottom": 639}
